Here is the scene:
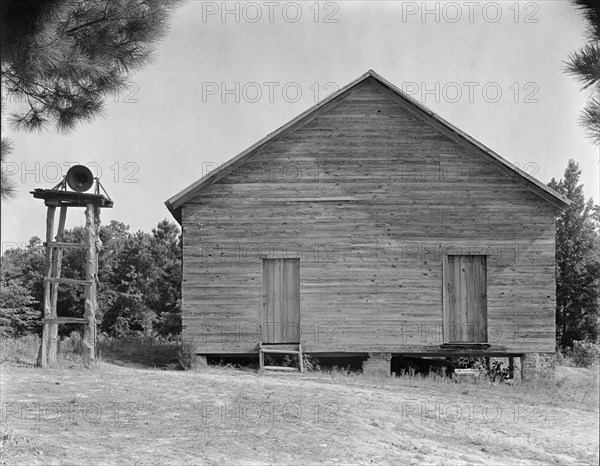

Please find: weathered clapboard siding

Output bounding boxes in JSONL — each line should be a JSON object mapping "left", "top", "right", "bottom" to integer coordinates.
{"left": 176, "top": 76, "right": 561, "bottom": 355}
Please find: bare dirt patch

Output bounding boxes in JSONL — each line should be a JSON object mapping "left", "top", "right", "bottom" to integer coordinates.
{"left": 1, "top": 362, "right": 598, "bottom": 465}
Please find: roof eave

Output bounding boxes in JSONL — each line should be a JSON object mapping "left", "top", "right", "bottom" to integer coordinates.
{"left": 164, "top": 199, "right": 181, "bottom": 225}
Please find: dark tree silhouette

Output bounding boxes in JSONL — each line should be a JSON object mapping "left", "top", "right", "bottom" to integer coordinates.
{"left": 1, "top": 138, "right": 18, "bottom": 201}
{"left": 1, "top": 0, "right": 181, "bottom": 133}
{"left": 548, "top": 160, "right": 600, "bottom": 349}
{"left": 564, "top": 0, "right": 600, "bottom": 145}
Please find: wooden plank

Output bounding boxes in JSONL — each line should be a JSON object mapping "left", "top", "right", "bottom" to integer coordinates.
{"left": 30, "top": 189, "right": 113, "bottom": 207}
{"left": 464, "top": 256, "right": 474, "bottom": 342}
{"left": 260, "top": 343, "right": 301, "bottom": 351}
{"left": 44, "top": 278, "right": 93, "bottom": 286}
{"left": 44, "top": 241, "right": 87, "bottom": 249}
{"left": 283, "top": 259, "right": 290, "bottom": 342}
{"left": 94, "top": 205, "right": 101, "bottom": 352}
{"left": 459, "top": 256, "right": 468, "bottom": 342}
{"left": 273, "top": 259, "right": 281, "bottom": 342}
{"left": 48, "top": 205, "right": 67, "bottom": 366}
{"left": 291, "top": 259, "right": 300, "bottom": 342}
{"left": 442, "top": 255, "right": 449, "bottom": 343}
{"left": 82, "top": 203, "right": 97, "bottom": 368}
{"left": 476, "top": 255, "right": 488, "bottom": 342}
{"left": 470, "top": 256, "right": 479, "bottom": 342}
{"left": 260, "top": 348, "right": 301, "bottom": 354}
{"left": 445, "top": 255, "right": 461, "bottom": 342}
{"left": 255, "top": 197, "right": 358, "bottom": 202}
{"left": 259, "top": 342, "right": 264, "bottom": 369}
{"left": 261, "top": 259, "right": 269, "bottom": 342}
{"left": 42, "top": 317, "right": 87, "bottom": 324}
{"left": 38, "top": 205, "right": 56, "bottom": 368}
{"left": 269, "top": 259, "right": 275, "bottom": 342}
{"left": 261, "top": 366, "right": 299, "bottom": 372}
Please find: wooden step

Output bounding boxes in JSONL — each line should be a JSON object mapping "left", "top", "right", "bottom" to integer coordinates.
{"left": 262, "top": 366, "right": 299, "bottom": 372}
{"left": 259, "top": 341, "right": 304, "bottom": 373}
{"left": 453, "top": 368, "right": 482, "bottom": 383}
{"left": 260, "top": 343, "right": 300, "bottom": 351}
{"left": 260, "top": 348, "right": 301, "bottom": 355}
{"left": 44, "top": 277, "right": 93, "bottom": 286}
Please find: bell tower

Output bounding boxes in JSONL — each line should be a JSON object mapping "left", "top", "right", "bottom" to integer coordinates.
{"left": 31, "top": 165, "right": 113, "bottom": 368}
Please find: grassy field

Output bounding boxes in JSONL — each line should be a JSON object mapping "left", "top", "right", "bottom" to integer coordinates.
{"left": 1, "top": 353, "right": 598, "bottom": 465}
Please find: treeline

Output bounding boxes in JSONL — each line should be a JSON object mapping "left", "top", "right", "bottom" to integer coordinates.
{"left": 0, "top": 219, "right": 181, "bottom": 338}
{"left": 1, "top": 161, "right": 599, "bottom": 355}
{"left": 549, "top": 160, "right": 600, "bottom": 352}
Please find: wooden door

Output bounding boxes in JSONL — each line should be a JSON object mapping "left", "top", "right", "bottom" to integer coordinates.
{"left": 261, "top": 258, "right": 300, "bottom": 343}
{"left": 443, "top": 255, "right": 487, "bottom": 343}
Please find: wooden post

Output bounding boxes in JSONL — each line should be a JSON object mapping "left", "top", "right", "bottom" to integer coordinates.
{"left": 82, "top": 203, "right": 97, "bottom": 368}
{"left": 259, "top": 342, "right": 264, "bottom": 370}
{"left": 37, "top": 205, "right": 56, "bottom": 368}
{"left": 94, "top": 205, "right": 101, "bottom": 359}
{"left": 47, "top": 205, "right": 67, "bottom": 366}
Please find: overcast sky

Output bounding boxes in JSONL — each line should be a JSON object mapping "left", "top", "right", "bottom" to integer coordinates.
{"left": 2, "top": 0, "right": 598, "bottom": 250}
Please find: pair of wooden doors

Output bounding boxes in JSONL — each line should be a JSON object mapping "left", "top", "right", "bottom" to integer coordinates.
{"left": 261, "top": 258, "right": 300, "bottom": 343}
{"left": 443, "top": 255, "right": 488, "bottom": 343}
{"left": 260, "top": 256, "right": 487, "bottom": 344}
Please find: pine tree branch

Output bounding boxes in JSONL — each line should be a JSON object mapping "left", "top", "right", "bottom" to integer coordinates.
{"left": 64, "top": 0, "right": 113, "bottom": 35}
{"left": 3, "top": 0, "right": 181, "bottom": 133}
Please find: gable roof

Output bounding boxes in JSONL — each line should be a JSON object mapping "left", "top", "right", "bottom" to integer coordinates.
{"left": 166, "top": 70, "right": 570, "bottom": 223}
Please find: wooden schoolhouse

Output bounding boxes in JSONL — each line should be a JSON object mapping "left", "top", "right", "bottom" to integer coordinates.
{"left": 166, "top": 70, "right": 569, "bottom": 377}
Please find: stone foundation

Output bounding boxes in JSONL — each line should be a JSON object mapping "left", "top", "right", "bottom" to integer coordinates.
{"left": 362, "top": 353, "right": 392, "bottom": 377}
{"left": 509, "top": 356, "right": 521, "bottom": 382}
{"left": 521, "top": 353, "right": 555, "bottom": 381}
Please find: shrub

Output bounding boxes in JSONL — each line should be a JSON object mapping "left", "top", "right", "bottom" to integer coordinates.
{"left": 487, "top": 360, "right": 510, "bottom": 382}
{"left": 302, "top": 354, "right": 320, "bottom": 371}
{"left": 177, "top": 341, "right": 206, "bottom": 370}
{"left": 0, "top": 334, "right": 39, "bottom": 364}
{"left": 556, "top": 348, "right": 571, "bottom": 366}
{"left": 569, "top": 341, "right": 600, "bottom": 368}
{"left": 98, "top": 333, "right": 180, "bottom": 367}
{"left": 449, "top": 356, "right": 486, "bottom": 376}
{"left": 59, "top": 332, "right": 85, "bottom": 355}
{"left": 448, "top": 357, "right": 512, "bottom": 382}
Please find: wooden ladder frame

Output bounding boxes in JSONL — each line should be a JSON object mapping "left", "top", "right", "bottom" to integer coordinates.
{"left": 259, "top": 342, "right": 304, "bottom": 372}
{"left": 37, "top": 203, "right": 101, "bottom": 368}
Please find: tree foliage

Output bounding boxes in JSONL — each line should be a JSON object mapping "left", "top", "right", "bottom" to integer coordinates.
{"left": 99, "top": 222, "right": 182, "bottom": 337}
{"left": 564, "top": 0, "right": 600, "bottom": 145}
{"left": 548, "top": 159, "right": 600, "bottom": 349}
{"left": 1, "top": 0, "right": 181, "bottom": 133}
{"left": 0, "top": 238, "right": 45, "bottom": 337}
{"left": 0, "top": 219, "right": 182, "bottom": 338}
{"left": 1, "top": 137, "right": 18, "bottom": 201}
